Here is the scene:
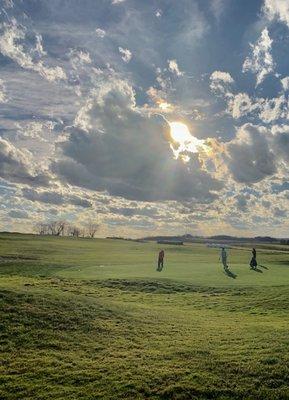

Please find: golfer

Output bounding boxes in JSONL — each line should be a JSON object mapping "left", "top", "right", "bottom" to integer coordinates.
{"left": 220, "top": 247, "right": 228, "bottom": 269}
{"left": 250, "top": 248, "right": 257, "bottom": 270}
{"left": 157, "top": 250, "right": 164, "bottom": 271}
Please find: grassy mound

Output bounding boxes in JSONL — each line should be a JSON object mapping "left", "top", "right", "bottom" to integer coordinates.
{"left": 1, "top": 234, "right": 289, "bottom": 399}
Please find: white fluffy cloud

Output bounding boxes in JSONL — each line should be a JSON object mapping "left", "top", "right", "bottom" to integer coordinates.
{"left": 210, "top": 71, "right": 289, "bottom": 123}
{"left": 227, "top": 93, "right": 253, "bottom": 118}
{"left": 69, "top": 49, "right": 91, "bottom": 70}
{"left": 15, "top": 121, "right": 57, "bottom": 142}
{"left": 95, "top": 28, "right": 106, "bottom": 38}
{"left": 243, "top": 28, "right": 274, "bottom": 86}
{"left": 258, "top": 95, "right": 285, "bottom": 123}
{"left": 0, "top": 137, "right": 51, "bottom": 186}
{"left": 0, "top": 21, "right": 66, "bottom": 82}
{"left": 168, "top": 59, "right": 184, "bottom": 76}
{"left": 281, "top": 76, "right": 289, "bottom": 91}
{"left": 118, "top": 47, "right": 132, "bottom": 63}
{"left": 228, "top": 93, "right": 289, "bottom": 123}
{"left": 0, "top": 79, "right": 8, "bottom": 103}
{"left": 263, "top": 0, "right": 289, "bottom": 27}
{"left": 155, "top": 9, "right": 162, "bottom": 18}
{"left": 210, "top": 70, "right": 234, "bottom": 95}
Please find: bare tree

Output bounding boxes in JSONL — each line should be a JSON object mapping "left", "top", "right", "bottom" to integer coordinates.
{"left": 35, "top": 219, "right": 97, "bottom": 238}
{"left": 70, "top": 226, "right": 81, "bottom": 238}
{"left": 35, "top": 222, "right": 49, "bottom": 235}
{"left": 48, "top": 220, "right": 67, "bottom": 236}
{"left": 87, "top": 222, "right": 99, "bottom": 238}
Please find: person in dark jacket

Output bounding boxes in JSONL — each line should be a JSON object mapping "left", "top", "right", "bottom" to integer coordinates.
{"left": 157, "top": 250, "right": 164, "bottom": 271}
{"left": 220, "top": 247, "right": 228, "bottom": 270}
{"left": 250, "top": 248, "right": 257, "bottom": 270}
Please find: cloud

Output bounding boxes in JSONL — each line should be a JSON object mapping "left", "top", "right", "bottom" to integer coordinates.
{"left": 168, "top": 59, "right": 184, "bottom": 76}
{"left": 155, "top": 9, "right": 162, "bottom": 18}
{"left": 95, "top": 28, "right": 106, "bottom": 38}
{"left": 224, "top": 123, "right": 289, "bottom": 186}
{"left": 210, "top": 70, "right": 234, "bottom": 95}
{"left": 225, "top": 124, "right": 276, "bottom": 183}
{"left": 210, "top": 0, "right": 229, "bottom": 21}
{"left": 271, "top": 124, "right": 289, "bottom": 163}
{"left": 8, "top": 210, "right": 29, "bottom": 219}
{"left": 274, "top": 206, "right": 287, "bottom": 218}
{"left": 112, "top": 0, "right": 126, "bottom": 4}
{"left": 0, "top": 137, "right": 51, "bottom": 187}
{"left": 118, "top": 47, "right": 132, "bottom": 63}
{"left": 263, "top": 0, "right": 289, "bottom": 27}
{"left": 242, "top": 28, "right": 274, "bottom": 86}
{"left": 0, "top": 79, "right": 8, "bottom": 103}
{"left": 22, "top": 188, "right": 92, "bottom": 208}
{"left": 227, "top": 93, "right": 253, "bottom": 118}
{"left": 3, "top": 0, "right": 14, "bottom": 8}
{"left": 109, "top": 206, "right": 159, "bottom": 218}
{"left": 258, "top": 95, "right": 285, "bottom": 123}
{"left": 234, "top": 194, "right": 248, "bottom": 212}
{"left": 69, "top": 49, "right": 91, "bottom": 70}
{"left": 212, "top": 75, "right": 289, "bottom": 123}
{"left": 1, "top": 0, "right": 288, "bottom": 236}
{"left": 281, "top": 76, "right": 289, "bottom": 91}
{"left": 15, "top": 121, "right": 57, "bottom": 142}
{"left": 226, "top": 92, "right": 286, "bottom": 123}
{"left": 53, "top": 78, "right": 222, "bottom": 202}
{"left": 0, "top": 21, "right": 67, "bottom": 82}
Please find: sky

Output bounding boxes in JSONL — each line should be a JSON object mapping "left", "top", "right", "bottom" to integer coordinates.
{"left": 0, "top": 0, "right": 289, "bottom": 238}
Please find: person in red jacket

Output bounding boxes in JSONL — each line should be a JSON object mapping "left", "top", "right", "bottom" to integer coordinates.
{"left": 157, "top": 250, "right": 165, "bottom": 271}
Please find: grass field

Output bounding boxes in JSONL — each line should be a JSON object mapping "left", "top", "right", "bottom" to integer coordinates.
{"left": 1, "top": 233, "right": 289, "bottom": 399}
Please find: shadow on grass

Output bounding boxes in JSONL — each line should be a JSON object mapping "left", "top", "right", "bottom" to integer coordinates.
{"left": 259, "top": 264, "right": 269, "bottom": 270}
{"left": 250, "top": 266, "right": 263, "bottom": 273}
{"left": 223, "top": 267, "right": 237, "bottom": 279}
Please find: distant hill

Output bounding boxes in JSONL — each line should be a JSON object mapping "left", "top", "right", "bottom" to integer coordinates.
{"left": 142, "top": 234, "right": 287, "bottom": 244}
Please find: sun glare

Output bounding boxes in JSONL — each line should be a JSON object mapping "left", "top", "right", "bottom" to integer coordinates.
{"left": 158, "top": 101, "right": 173, "bottom": 111}
{"left": 170, "top": 122, "right": 193, "bottom": 144}
{"left": 169, "top": 121, "right": 207, "bottom": 162}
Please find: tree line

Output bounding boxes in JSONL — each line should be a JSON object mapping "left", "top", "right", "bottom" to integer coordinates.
{"left": 35, "top": 220, "right": 99, "bottom": 238}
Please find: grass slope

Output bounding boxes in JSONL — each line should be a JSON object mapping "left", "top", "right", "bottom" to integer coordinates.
{"left": 1, "top": 234, "right": 289, "bottom": 399}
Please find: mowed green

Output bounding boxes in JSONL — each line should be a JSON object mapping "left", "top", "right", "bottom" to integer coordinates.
{"left": 1, "top": 233, "right": 289, "bottom": 400}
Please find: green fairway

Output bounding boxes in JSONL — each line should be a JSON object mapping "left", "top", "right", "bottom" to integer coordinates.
{"left": 1, "top": 233, "right": 289, "bottom": 399}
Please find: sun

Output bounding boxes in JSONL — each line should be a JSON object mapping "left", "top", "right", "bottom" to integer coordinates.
{"left": 169, "top": 121, "right": 206, "bottom": 162}
{"left": 169, "top": 122, "right": 193, "bottom": 144}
